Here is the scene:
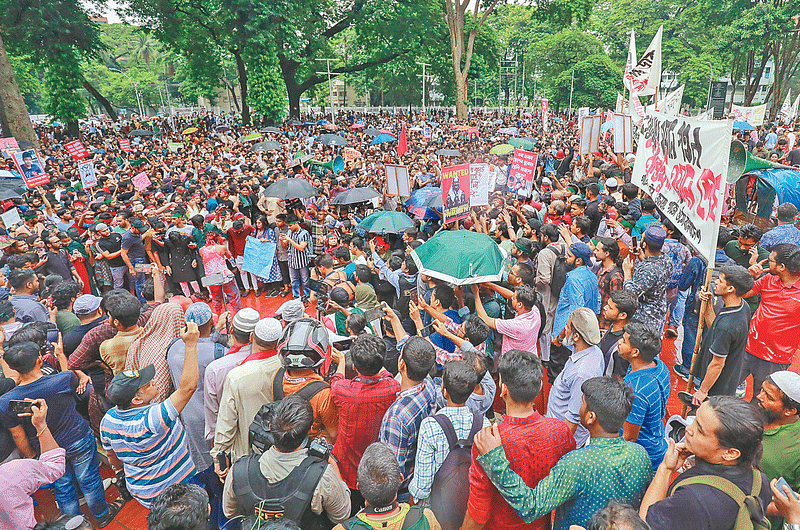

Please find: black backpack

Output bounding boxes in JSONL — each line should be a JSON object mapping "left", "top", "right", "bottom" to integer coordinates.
{"left": 231, "top": 454, "right": 331, "bottom": 530}
{"left": 249, "top": 368, "right": 329, "bottom": 454}
{"left": 428, "top": 411, "right": 483, "bottom": 530}
{"left": 548, "top": 245, "right": 568, "bottom": 298}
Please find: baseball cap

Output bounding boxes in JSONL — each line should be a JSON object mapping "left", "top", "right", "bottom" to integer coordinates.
{"left": 73, "top": 294, "right": 103, "bottom": 315}
{"left": 232, "top": 308, "right": 260, "bottom": 333}
{"left": 185, "top": 302, "right": 213, "bottom": 326}
{"left": 276, "top": 300, "right": 305, "bottom": 322}
{"left": 254, "top": 317, "right": 283, "bottom": 343}
{"left": 570, "top": 242, "right": 593, "bottom": 267}
{"left": 106, "top": 364, "right": 156, "bottom": 407}
{"left": 770, "top": 371, "right": 800, "bottom": 403}
{"left": 569, "top": 307, "right": 601, "bottom": 345}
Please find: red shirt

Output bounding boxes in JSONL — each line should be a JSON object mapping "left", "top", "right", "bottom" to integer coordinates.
{"left": 467, "top": 412, "right": 575, "bottom": 530}
{"left": 747, "top": 274, "right": 800, "bottom": 364}
{"left": 330, "top": 370, "right": 400, "bottom": 488}
{"left": 226, "top": 224, "right": 254, "bottom": 257}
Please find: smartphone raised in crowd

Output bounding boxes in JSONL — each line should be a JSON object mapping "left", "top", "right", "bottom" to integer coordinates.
{"left": 8, "top": 399, "right": 34, "bottom": 414}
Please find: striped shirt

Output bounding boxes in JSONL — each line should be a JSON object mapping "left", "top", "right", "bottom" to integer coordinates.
{"left": 100, "top": 399, "right": 196, "bottom": 508}
{"left": 287, "top": 227, "right": 311, "bottom": 269}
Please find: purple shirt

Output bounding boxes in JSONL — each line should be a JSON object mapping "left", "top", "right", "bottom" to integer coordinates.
{"left": 0, "top": 448, "right": 66, "bottom": 529}
{"left": 495, "top": 306, "right": 542, "bottom": 357}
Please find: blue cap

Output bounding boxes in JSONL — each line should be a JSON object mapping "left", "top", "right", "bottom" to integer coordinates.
{"left": 570, "top": 242, "right": 593, "bottom": 267}
{"left": 644, "top": 225, "right": 667, "bottom": 246}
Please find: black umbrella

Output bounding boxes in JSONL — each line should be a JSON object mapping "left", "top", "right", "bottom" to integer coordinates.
{"left": 129, "top": 129, "right": 154, "bottom": 137}
{"left": 331, "top": 187, "right": 381, "bottom": 205}
{"left": 435, "top": 148, "right": 462, "bottom": 156}
{"left": 262, "top": 178, "right": 317, "bottom": 199}
{"left": 261, "top": 126, "right": 282, "bottom": 134}
{"left": 250, "top": 141, "right": 281, "bottom": 153}
{"left": 287, "top": 119, "right": 302, "bottom": 126}
{"left": 364, "top": 126, "right": 381, "bottom": 136}
{"left": 17, "top": 140, "right": 35, "bottom": 150}
{"left": 0, "top": 188, "right": 22, "bottom": 200}
{"left": 216, "top": 125, "right": 231, "bottom": 132}
{"left": 316, "top": 134, "right": 348, "bottom": 146}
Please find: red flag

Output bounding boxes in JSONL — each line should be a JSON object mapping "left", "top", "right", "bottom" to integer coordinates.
{"left": 397, "top": 124, "right": 408, "bottom": 156}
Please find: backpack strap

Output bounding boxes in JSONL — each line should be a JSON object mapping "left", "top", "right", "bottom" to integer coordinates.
{"left": 281, "top": 456, "right": 329, "bottom": 522}
{"left": 401, "top": 505, "right": 426, "bottom": 530}
{"left": 432, "top": 414, "right": 459, "bottom": 451}
{"left": 272, "top": 367, "right": 286, "bottom": 401}
{"left": 673, "top": 470, "right": 765, "bottom": 530}
{"left": 466, "top": 411, "right": 483, "bottom": 443}
{"left": 295, "top": 380, "right": 330, "bottom": 402}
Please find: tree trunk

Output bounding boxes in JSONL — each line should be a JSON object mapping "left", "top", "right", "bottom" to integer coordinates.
{"left": 0, "top": 34, "right": 39, "bottom": 148}
{"left": 67, "top": 120, "right": 79, "bottom": 138}
{"left": 83, "top": 80, "right": 118, "bottom": 121}
{"left": 278, "top": 55, "right": 303, "bottom": 118}
{"left": 455, "top": 74, "right": 468, "bottom": 120}
{"left": 233, "top": 51, "right": 250, "bottom": 125}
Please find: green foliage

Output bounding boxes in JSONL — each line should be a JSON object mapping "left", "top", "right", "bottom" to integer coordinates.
{"left": 246, "top": 46, "right": 286, "bottom": 122}
{"left": 549, "top": 53, "right": 621, "bottom": 109}
{"left": 677, "top": 54, "right": 723, "bottom": 108}
{"left": 528, "top": 30, "right": 604, "bottom": 81}
{"left": 43, "top": 50, "right": 86, "bottom": 122}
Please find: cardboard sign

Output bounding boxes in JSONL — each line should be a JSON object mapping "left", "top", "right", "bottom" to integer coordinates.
{"left": 423, "top": 126, "right": 432, "bottom": 139}
{"left": 612, "top": 114, "right": 634, "bottom": 153}
{"left": 507, "top": 149, "right": 538, "bottom": 197}
{"left": 632, "top": 111, "right": 732, "bottom": 262}
{"left": 11, "top": 149, "right": 48, "bottom": 188}
{"left": 78, "top": 160, "right": 97, "bottom": 189}
{"left": 167, "top": 143, "right": 183, "bottom": 153}
{"left": 1, "top": 207, "right": 21, "bottom": 230}
{"left": 442, "top": 164, "right": 470, "bottom": 224}
{"left": 469, "top": 163, "right": 490, "bottom": 206}
{"left": 64, "top": 140, "right": 89, "bottom": 160}
{"left": 0, "top": 137, "right": 20, "bottom": 159}
{"left": 343, "top": 147, "right": 360, "bottom": 162}
{"left": 385, "top": 164, "right": 410, "bottom": 197}
{"left": 579, "top": 115, "right": 603, "bottom": 154}
{"left": 119, "top": 139, "right": 131, "bottom": 152}
{"left": 132, "top": 172, "right": 151, "bottom": 191}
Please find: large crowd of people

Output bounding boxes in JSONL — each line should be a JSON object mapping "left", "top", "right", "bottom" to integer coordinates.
{"left": 0, "top": 109, "right": 799, "bottom": 530}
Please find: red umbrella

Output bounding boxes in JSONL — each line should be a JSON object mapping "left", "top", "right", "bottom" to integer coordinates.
{"left": 351, "top": 123, "right": 364, "bottom": 129}
{"left": 379, "top": 129, "right": 392, "bottom": 134}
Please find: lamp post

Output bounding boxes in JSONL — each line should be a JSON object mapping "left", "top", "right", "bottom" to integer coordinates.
{"left": 706, "top": 61, "right": 714, "bottom": 112}
{"left": 110, "top": 68, "right": 144, "bottom": 117}
{"left": 315, "top": 58, "right": 337, "bottom": 123}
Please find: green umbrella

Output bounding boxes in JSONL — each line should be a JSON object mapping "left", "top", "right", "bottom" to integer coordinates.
{"left": 489, "top": 144, "right": 514, "bottom": 155}
{"left": 242, "top": 132, "right": 263, "bottom": 141}
{"left": 410, "top": 230, "right": 506, "bottom": 285}
{"left": 357, "top": 211, "right": 415, "bottom": 234}
{"left": 508, "top": 137, "right": 536, "bottom": 150}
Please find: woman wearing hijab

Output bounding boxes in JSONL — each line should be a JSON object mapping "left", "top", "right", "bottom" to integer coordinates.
{"left": 125, "top": 303, "right": 184, "bottom": 403}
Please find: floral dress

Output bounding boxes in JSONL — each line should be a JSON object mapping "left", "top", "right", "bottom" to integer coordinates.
{"left": 254, "top": 228, "right": 282, "bottom": 282}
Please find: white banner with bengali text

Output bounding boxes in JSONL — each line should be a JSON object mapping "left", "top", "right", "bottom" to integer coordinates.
{"left": 632, "top": 111, "right": 733, "bottom": 262}
{"left": 731, "top": 104, "right": 767, "bottom": 126}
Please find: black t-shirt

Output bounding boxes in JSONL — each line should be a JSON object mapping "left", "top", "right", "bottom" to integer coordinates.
{"left": 121, "top": 230, "right": 147, "bottom": 260}
{"left": 98, "top": 233, "right": 125, "bottom": 267}
{"left": 646, "top": 459, "right": 771, "bottom": 530}
{"left": 598, "top": 328, "right": 625, "bottom": 376}
{"left": 692, "top": 301, "right": 751, "bottom": 396}
{"left": 584, "top": 199, "right": 602, "bottom": 236}
{"left": 785, "top": 148, "right": 800, "bottom": 166}
{"left": 38, "top": 250, "right": 73, "bottom": 280}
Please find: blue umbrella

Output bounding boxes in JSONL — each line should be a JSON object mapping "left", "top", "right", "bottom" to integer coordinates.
{"left": 357, "top": 211, "right": 415, "bottom": 233}
{"left": 406, "top": 186, "right": 443, "bottom": 217}
{"left": 733, "top": 120, "right": 755, "bottom": 131}
{"left": 316, "top": 119, "right": 330, "bottom": 125}
{"left": 601, "top": 121, "right": 613, "bottom": 133}
{"left": 370, "top": 133, "right": 397, "bottom": 145}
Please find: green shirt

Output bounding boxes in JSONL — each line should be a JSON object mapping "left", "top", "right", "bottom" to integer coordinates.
{"left": 476, "top": 436, "right": 653, "bottom": 530}
{"left": 761, "top": 418, "right": 800, "bottom": 528}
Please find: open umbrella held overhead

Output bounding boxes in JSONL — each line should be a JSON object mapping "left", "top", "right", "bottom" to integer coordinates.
{"left": 357, "top": 211, "right": 415, "bottom": 234}
{"left": 262, "top": 178, "right": 316, "bottom": 199}
{"left": 331, "top": 187, "right": 381, "bottom": 205}
{"left": 410, "top": 230, "right": 506, "bottom": 285}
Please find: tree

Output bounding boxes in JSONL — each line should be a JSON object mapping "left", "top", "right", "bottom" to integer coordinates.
{"left": 549, "top": 54, "right": 621, "bottom": 110}
{"left": 43, "top": 49, "right": 87, "bottom": 137}
{"left": 0, "top": 34, "right": 39, "bottom": 147}
{"left": 528, "top": 30, "right": 605, "bottom": 83}
{"left": 444, "top": 0, "right": 595, "bottom": 119}
{"left": 246, "top": 44, "right": 287, "bottom": 123}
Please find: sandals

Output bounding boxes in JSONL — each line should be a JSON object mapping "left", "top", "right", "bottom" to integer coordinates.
{"left": 96, "top": 498, "right": 126, "bottom": 528}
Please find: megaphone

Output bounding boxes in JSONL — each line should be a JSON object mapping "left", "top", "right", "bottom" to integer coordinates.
{"left": 306, "top": 155, "right": 345, "bottom": 175}
{"left": 727, "top": 140, "right": 794, "bottom": 184}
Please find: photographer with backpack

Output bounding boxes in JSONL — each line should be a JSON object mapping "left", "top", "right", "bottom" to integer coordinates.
{"left": 223, "top": 394, "right": 351, "bottom": 529}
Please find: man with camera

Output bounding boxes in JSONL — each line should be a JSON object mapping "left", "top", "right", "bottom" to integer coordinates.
{"left": 222, "top": 394, "right": 351, "bottom": 528}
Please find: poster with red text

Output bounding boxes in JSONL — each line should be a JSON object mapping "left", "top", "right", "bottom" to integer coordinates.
{"left": 631, "top": 111, "right": 732, "bottom": 262}
{"left": 65, "top": 140, "right": 90, "bottom": 160}
{"left": 119, "top": 139, "right": 131, "bottom": 152}
{"left": 506, "top": 149, "right": 538, "bottom": 197}
{"left": 441, "top": 164, "right": 470, "bottom": 224}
